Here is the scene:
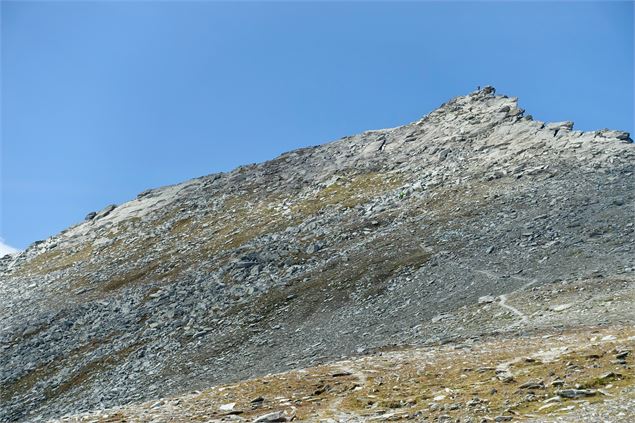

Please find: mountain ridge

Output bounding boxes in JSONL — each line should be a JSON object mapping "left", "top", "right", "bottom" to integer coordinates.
{"left": 4, "top": 85, "right": 631, "bottom": 261}
{"left": 1, "top": 87, "right": 633, "bottom": 422}
{"left": 4, "top": 86, "right": 631, "bottom": 264}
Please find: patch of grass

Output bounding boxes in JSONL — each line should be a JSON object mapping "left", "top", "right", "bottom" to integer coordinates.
{"left": 170, "top": 217, "right": 193, "bottom": 236}
{"left": 100, "top": 261, "right": 160, "bottom": 293}
{"left": 292, "top": 172, "right": 403, "bottom": 216}
{"left": 0, "top": 361, "right": 61, "bottom": 403}
{"left": 1, "top": 334, "right": 121, "bottom": 403}
{"left": 44, "top": 342, "right": 141, "bottom": 400}
{"left": 14, "top": 171, "right": 404, "bottom": 296}
{"left": 13, "top": 244, "right": 94, "bottom": 276}
{"left": 53, "top": 327, "right": 635, "bottom": 422}
{"left": 218, "top": 235, "right": 432, "bottom": 345}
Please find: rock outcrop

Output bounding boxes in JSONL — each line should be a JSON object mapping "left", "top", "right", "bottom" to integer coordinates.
{"left": 1, "top": 87, "right": 633, "bottom": 422}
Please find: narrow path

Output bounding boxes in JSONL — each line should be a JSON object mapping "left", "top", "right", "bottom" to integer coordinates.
{"left": 498, "top": 294, "right": 529, "bottom": 326}
{"left": 474, "top": 269, "right": 537, "bottom": 329}
{"left": 326, "top": 364, "right": 368, "bottom": 422}
{"left": 511, "top": 274, "right": 538, "bottom": 290}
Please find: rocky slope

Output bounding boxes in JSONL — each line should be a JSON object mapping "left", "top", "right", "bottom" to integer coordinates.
{"left": 1, "top": 87, "right": 633, "bottom": 422}
{"left": 50, "top": 324, "right": 635, "bottom": 423}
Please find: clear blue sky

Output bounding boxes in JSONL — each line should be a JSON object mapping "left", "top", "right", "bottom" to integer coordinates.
{"left": 1, "top": 1, "right": 633, "bottom": 250}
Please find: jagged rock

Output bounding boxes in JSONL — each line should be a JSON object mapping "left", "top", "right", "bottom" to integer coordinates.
{"left": 95, "top": 204, "right": 117, "bottom": 220}
{"left": 306, "top": 243, "right": 322, "bottom": 254}
{"left": 615, "top": 350, "right": 630, "bottom": 359}
{"left": 479, "top": 295, "right": 496, "bottom": 304}
{"left": 21, "top": 326, "right": 38, "bottom": 337}
{"left": 546, "top": 121, "right": 574, "bottom": 131}
{"left": 519, "top": 381, "right": 544, "bottom": 389}
{"left": 253, "top": 411, "right": 288, "bottom": 422}
{"left": 598, "top": 129, "right": 631, "bottom": 141}
{"left": 557, "top": 389, "right": 597, "bottom": 398}
{"left": 219, "top": 402, "right": 236, "bottom": 411}
{"left": 235, "top": 260, "right": 258, "bottom": 269}
{"left": 550, "top": 303, "right": 573, "bottom": 312}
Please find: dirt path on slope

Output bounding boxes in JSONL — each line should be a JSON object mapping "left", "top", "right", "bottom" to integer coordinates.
{"left": 474, "top": 269, "right": 538, "bottom": 329}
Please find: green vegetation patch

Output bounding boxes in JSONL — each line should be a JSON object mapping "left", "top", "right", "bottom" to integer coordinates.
{"left": 292, "top": 172, "right": 403, "bottom": 216}
{"left": 13, "top": 244, "right": 94, "bottom": 277}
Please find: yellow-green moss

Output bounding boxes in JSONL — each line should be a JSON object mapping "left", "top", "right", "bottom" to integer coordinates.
{"left": 292, "top": 172, "right": 403, "bottom": 216}
{"left": 14, "top": 244, "right": 94, "bottom": 276}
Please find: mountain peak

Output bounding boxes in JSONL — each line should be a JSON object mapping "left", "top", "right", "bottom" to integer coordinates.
{"left": 1, "top": 89, "right": 633, "bottom": 422}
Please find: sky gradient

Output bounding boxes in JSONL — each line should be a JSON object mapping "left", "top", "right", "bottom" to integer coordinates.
{"left": 1, "top": 1, "right": 633, "bottom": 250}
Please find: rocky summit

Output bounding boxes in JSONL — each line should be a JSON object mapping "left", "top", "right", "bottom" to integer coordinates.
{"left": 1, "top": 87, "right": 634, "bottom": 422}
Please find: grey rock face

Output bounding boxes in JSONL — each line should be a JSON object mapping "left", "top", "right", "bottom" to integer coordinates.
{"left": 557, "top": 389, "right": 597, "bottom": 399}
{"left": 1, "top": 87, "right": 633, "bottom": 422}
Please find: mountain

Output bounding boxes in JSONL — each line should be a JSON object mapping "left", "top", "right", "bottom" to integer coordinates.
{"left": 1, "top": 87, "right": 633, "bottom": 422}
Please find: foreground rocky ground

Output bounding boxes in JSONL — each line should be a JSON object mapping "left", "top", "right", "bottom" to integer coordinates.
{"left": 53, "top": 325, "right": 635, "bottom": 422}
{"left": 1, "top": 87, "right": 633, "bottom": 421}
{"left": 52, "top": 272, "right": 635, "bottom": 422}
